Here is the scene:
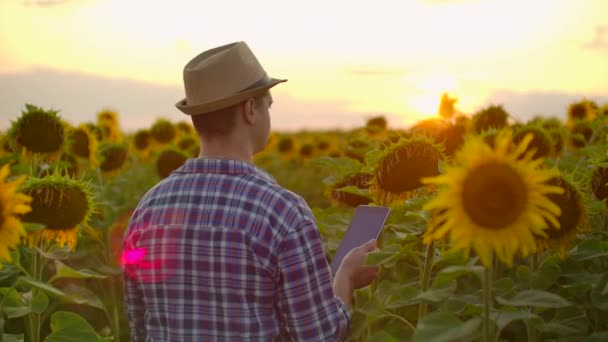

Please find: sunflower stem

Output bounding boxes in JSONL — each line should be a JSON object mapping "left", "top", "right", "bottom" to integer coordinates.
{"left": 418, "top": 241, "right": 435, "bottom": 320}
{"left": 483, "top": 259, "right": 493, "bottom": 342}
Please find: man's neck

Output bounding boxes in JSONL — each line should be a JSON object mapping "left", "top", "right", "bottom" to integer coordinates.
{"left": 198, "top": 138, "right": 254, "bottom": 163}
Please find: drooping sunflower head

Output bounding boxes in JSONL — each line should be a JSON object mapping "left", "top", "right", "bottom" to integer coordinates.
{"left": 97, "top": 143, "right": 129, "bottom": 176}
{"left": 365, "top": 116, "right": 388, "bottom": 136}
{"left": 535, "top": 175, "right": 586, "bottom": 257}
{"left": 7, "top": 104, "right": 65, "bottom": 161}
{"left": 372, "top": 136, "right": 444, "bottom": 205}
{"left": 591, "top": 163, "right": 608, "bottom": 204}
{"left": 330, "top": 172, "right": 374, "bottom": 207}
{"left": 150, "top": 119, "right": 176, "bottom": 145}
{"left": 156, "top": 147, "right": 189, "bottom": 179}
{"left": 21, "top": 174, "right": 95, "bottom": 250}
{"left": 567, "top": 100, "right": 597, "bottom": 124}
{"left": 569, "top": 120, "right": 593, "bottom": 148}
{"left": 512, "top": 125, "right": 554, "bottom": 160}
{"left": 435, "top": 123, "right": 466, "bottom": 157}
{"left": 0, "top": 164, "right": 32, "bottom": 267}
{"left": 422, "top": 130, "right": 564, "bottom": 267}
{"left": 67, "top": 125, "right": 98, "bottom": 166}
{"left": 472, "top": 104, "right": 510, "bottom": 133}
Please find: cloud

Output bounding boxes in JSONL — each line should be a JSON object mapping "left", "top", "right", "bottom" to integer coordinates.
{"left": 585, "top": 25, "right": 608, "bottom": 51}
{"left": 0, "top": 68, "right": 375, "bottom": 133}
{"left": 481, "top": 90, "right": 608, "bottom": 123}
{"left": 23, "top": 0, "right": 71, "bottom": 7}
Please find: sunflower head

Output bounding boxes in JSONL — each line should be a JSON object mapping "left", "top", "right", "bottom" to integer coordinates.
{"left": 299, "top": 144, "right": 315, "bottom": 159}
{"left": 156, "top": 147, "right": 189, "bottom": 179}
{"left": 472, "top": 104, "right": 509, "bottom": 133}
{"left": 535, "top": 175, "right": 586, "bottom": 257}
{"left": 435, "top": 123, "right": 466, "bottom": 157}
{"left": 591, "top": 163, "right": 608, "bottom": 203}
{"left": 365, "top": 116, "right": 388, "bottom": 135}
{"left": 438, "top": 93, "right": 458, "bottom": 120}
{"left": 568, "top": 100, "right": 597, "bottom": 123}
{"left": 345, "top": 137, "right": 372, "bottom": 162}
{"left": 422, "top": 130, "right": 564, "bottom": 267}
{"left": 372, "top": 136, "right": 444, "bottom": 204}
{"left": 177, "top": 137, "right": 198, "bottom": 152}
{"left": 175, "top": 121, "right": 195, "bottom": 137}
{"left": 98, "top": 143, "right": 128, "bottom": 176}
{"left": 0, "top": 164, "right": 32, "bottom": 267}
{"left": 7, "top": 104, "right": 65, "bottom": 161}
{"left": 316, "top": 140, "right": 330, "bottom": 152}
{"left": 570, "top": 120, "right": 593, "bottom": 148}
{"left": 330, "top": 172, "right": 374, "bottom": 207}
{"left": 21, "top": 174, "right": 95, "bottom": 250}
{"left": 513, "top": 125, "right": 554, "bottom": 159}
{"left": 96, "top": 109, "right": 123, "bottom": 142}
{"left": 150, "top": 119, "right": 176, "bottom": 144}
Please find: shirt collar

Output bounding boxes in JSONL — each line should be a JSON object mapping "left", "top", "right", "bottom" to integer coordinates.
{"left": 175, "top": 158, "right": 276, "bottom": 184}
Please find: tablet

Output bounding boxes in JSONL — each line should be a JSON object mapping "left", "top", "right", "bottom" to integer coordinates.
{"left": 329, "top": 205, "right": 391, "bottom": 274}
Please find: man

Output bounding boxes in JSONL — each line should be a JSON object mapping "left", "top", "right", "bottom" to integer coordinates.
{"left": 123, "top": 41, "right": 379, "bottom": 341}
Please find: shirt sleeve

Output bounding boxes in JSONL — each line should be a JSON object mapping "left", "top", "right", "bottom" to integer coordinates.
{"left": 122, "top": 228, "right": 147, "bottom": 342}
{"left": 276, "top": 220, "right": 351, "bottom": 341}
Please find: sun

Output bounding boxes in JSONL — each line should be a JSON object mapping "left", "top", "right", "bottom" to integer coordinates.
{"left": 409, "top": 73, "right": 459, "bottom": 116}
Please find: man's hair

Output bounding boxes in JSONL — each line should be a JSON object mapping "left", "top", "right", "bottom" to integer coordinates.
{"left": 191, "top": 91, "right": 269, "bottom": 139}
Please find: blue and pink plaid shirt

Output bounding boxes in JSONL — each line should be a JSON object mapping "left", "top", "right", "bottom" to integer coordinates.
{"left": 123, "top": 158, "right": 350, "bottom": 341}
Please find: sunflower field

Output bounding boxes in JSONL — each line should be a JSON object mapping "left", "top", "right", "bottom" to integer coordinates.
{"left": 1, "top": 98, "right": 608, "bottom": 341}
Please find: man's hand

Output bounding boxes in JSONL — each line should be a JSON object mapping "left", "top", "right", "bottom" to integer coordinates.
{"left": 332, "top": 239, "right": 380, "bottom": 308}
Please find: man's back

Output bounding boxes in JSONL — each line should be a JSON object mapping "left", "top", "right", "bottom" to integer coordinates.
{"left": 123, "top": 158, "right": 349, "bottom": 341}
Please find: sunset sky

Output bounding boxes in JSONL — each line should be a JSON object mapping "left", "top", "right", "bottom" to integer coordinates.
{"left": 1, "top": 0, "right": 607, "bottom": 131}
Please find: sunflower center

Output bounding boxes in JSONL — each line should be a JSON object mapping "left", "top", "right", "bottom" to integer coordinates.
{"left": 462, "top": 162, "right": 527, "bottom": 229}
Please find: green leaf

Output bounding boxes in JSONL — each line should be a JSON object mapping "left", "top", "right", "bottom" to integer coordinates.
{"left": 431, "top": 265, "right": 484, "bottom": 288}
{"left": 494, "top": 310, "right": 539, "bottom": 332}
{"left": 61, "top": 284, "right": 106, "bottom": 310}
{"left": 366, "top": 245, "right": 402, "bottom": 267}
{"left": 413, "top": 282, "right": 457, "bottom": 304}
{"left": 15, "top": 276, "right": 102, "bottom": 309}
{"left": 496, "top": 290, "right": 572, "bottom": 308}
{"left": 47, "top": 311, "right": 104, "bottom": 342}
{"left": 368, "top": 331, "right": 401, "bottom": 342}
{"left": 584, "top": 331, "right": 608, "bottom": 342}
{"left": 412, "top": 311, "right": 481, "bottom": 342}
{"left": 530, "top": 258, "right": 561, "bottom": 290}
{"left": 0, "top": 287, "right": 29, "bottom": 319}
{"left": 2, "top": 334, "right": 24, "bottom": 342}
{"left": 30, "top": 292, "right": 49, "bottom": 314}
{"left": 36, "top": 245, "right": 72, "bottom": 260}
{"left": 48, "top": 260, "right": 107, "bottom": 283}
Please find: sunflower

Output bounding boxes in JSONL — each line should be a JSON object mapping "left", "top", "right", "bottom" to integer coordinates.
{"left": 0, "top": 164, "right": 32, "bottom": 267}
{"left": 472, "top": 104, "right": 509, "bottom": 133}
{"left": 435, "top": 123, "right": 466, "bottom": 157}
{"left": 512, "top": 125, "right": 554, "bottom": 159}
{"left": 150, "top": 119, "right": 176, "bottom": 145}
{"left": 96, "top": 109, "right": 123, "bottom": 143}
{"left": 535, "top": 176, "right": 586, "bottom": 257}
{"left": 570, "top": 121, "right": 593, "bottom": 148}
{"left": 299, "top": 143, "right": 315, "bottom": 159}
{"left": 365, "top": 116, "right": 388, "bottom": 136}
{"left": 98, "top": 143, "right": 128, "bottom": 176}
{"left": 277, "top": 136, "right": 296, "bottom": 160}
{"left": 371, "top": 136, "right": 444, "bottom": 205}
{"left": 591, "top": 164, "right": 608, "bottom": 203}
{"left": 567, "top": 100, "right": 597, "bottom": 124}
{"left": 344, "top": 137, "right": 372, "bottom": 162}
{"left": 132, "top": 129, "right": 152, "bottom": 160}
{"left": 438, "top": 93, "right": 458, "bottom": 120}
{"left": 175, "top": 121, "right": 195, "bottom": 138}
{"left": 7, "top": 104, "right": 65, "bottom": 161}
{"left": 156, "top": 147, "right": 188, "bottom": 179}
{"left": 422, "top": 130, "right": 564, "bottom": 267}
{"left": 68, "top": 125, "right": 98, "bottom": 166}
{"left": 22, "top": 174, "right": 95, "bottom": 250}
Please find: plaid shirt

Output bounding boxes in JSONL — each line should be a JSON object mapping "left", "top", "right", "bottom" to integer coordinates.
{"left": 123, "top": 158, "right": 350, "bottom": 341}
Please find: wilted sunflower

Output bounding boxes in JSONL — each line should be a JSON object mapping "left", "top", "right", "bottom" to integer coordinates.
{"left": 365, "top": 116, "right": 388, "bottom": 136}
{"left": 156, "top": 148, "right": 189, "bottom": 179}
{"left": 7, "top": 104, "right": 65, "bottom": 161}
{"left": 22, "top": 174, "right": 95, "bottom": 250}
{"left": 422, "top": 130, "right": 564, "bottom": 267}
{"left": 68, "top": 125, "right": 98, "bottom": 165}
{"left": 98, "top": 143, "right": 128, "bottom": 176}
{"left": 535, "top": 176, "right": 586, "bottom": 257}
{"left": 0, "top": 164, "right": 32, "bottom": 267}
{"left": 330, "top": 172, "right": 374, "bottom": 207}
{"left": 472, "top": 105, "right": 510, "bottom": 133}
{"left": 372, "top": 136, "right": 444, "bottom": 205}
{"left": 512, "top": 125, "right": 554, "bottom": 159}
{"left": 150, "top": 119, "right": 176, "bottom": 145}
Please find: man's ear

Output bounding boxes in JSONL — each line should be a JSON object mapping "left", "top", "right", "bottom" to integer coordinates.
{"left": 241, "top": 98, "right": 256, "bottom": 125}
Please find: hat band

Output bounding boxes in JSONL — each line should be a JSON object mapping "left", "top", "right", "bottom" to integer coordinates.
{"left": 239, "top": 74, "right": 271, "bottom": 92}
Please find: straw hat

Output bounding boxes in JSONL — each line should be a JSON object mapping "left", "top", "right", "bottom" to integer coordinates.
{"left": 175, "top": 41, "right": 287, "bottom": 115}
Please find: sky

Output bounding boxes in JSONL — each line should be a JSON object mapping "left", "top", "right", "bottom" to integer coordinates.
{"left": 1, "top": 0, "right": 607, "bottom": 132}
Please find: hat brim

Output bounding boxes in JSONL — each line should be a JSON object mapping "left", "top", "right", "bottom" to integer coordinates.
{"left": 175, "top": 78, "right": 287, "bottom": 115}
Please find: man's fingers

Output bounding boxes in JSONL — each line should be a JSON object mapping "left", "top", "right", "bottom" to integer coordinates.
{"left": 358, "top": 239, "right": 377, "bottom": 252}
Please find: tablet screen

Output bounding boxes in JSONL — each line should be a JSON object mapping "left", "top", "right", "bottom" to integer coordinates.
{"left": 329, "top": 205, "right": 391, "bottom": 274}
